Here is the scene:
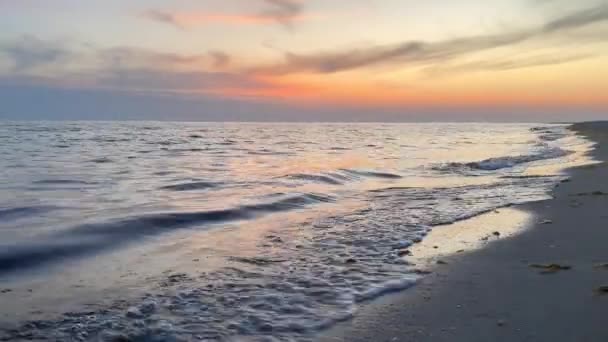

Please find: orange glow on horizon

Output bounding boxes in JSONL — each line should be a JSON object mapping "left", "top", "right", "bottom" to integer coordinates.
{"left": 204, "top": 72, "right": 608, "bottom": 109}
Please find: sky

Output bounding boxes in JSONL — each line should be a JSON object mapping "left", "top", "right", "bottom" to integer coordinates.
{"left": 0, "top": 0, "right": 607, "bottom": 121}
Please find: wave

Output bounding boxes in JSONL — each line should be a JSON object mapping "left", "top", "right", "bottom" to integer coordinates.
{"left": 0, "top": 193, "right": 335, "bottom": 275}
{"left": 284, "top": 169, "right": 401, "bottom": 186}
{"left": 434, "top": 146, "right": 571, "bottom": 173}
{"left": 89, "top": 157, "right": 113, "bottom": 164}
{"left": 1, "top": 175, "right": 561, "bottom": 341}
{"left": 530, "top": 126, "right": 568, "bottom": 142}
{"left": 160, "top": 181, "right": 219, "bottom": 191}
{"left": 286, "top": 173, "right": 351, "bottom": 185}
{"left": 91, "top": 137, "right": 132, "bottom": 143}
{"left": 32, "top": 179, "right": 96, "bottom": 185}
{"left": 0, "top": 205, "right": 57, "bottom": 220}
{"left": 341, "top": 169, "right": 402, "bottom": 179}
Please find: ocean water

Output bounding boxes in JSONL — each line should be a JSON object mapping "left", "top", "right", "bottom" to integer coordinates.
{"left": 0, "top": 122, "right": 592, "bottom": 341}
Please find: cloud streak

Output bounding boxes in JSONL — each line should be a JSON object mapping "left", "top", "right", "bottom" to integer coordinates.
{"left": 259, "top": 3, "right": 608, "bottom": 74}
{"left": 261, "top": 0, "right": 303, "bottom": 28}
{"left": 141, "top": 9, "right": 184, "bottom": 29}
{"left": 141, "top": 10, "right": 277, "bottom": 29}
{"left": 0, "top": 35, "right": 71, "bottom": 71}
{"left": 424, "top": 54, "right": 592, "bottom": 76}
{"left": 0, "top": 38, "right": 263, "bottom": 99}
{"left": 142, "top": 0, "right": 304, "bottom": 30}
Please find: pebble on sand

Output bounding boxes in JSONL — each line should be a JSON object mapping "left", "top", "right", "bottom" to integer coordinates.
{"left": 397, "top": 250, "right": 412, "bottom": 257}
{"left": 529, "top": 263, "right": 572, "bottom": 274}
{"left": 595, "top": 285, "right": 608, "bottom": 294}
{"left": 593, "top": 263, "right": 608, "bottom": 269}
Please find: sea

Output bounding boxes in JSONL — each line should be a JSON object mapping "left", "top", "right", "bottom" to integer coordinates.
{"left": 0, "top": 122, "right": 594, "bottom": 341}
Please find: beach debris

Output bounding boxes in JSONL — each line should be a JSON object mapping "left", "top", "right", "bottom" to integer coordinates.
{"left": 480, "top": 232, "right": 501, "bottom": 241}
{"left": 457, "top": 249, "right": 465, "bottom": 253}
{"left": 529, "top": 263, "right": 571, "bottom": 274}
{"left": 345, "top": 258, "right": 358, "bottom": 264}
{"left": 594, "top": 286, "right": 608, "bottom": 295}
{"left": 266, "top": 235, "right": 283, "bottom": 243}
{"left": 436, "top": 260, "right": 448, "bottom": 265}
{"left": 397, "top": 250, "right": 412, "bottom": 257}
{"left": 433, "top": 245, "right": 439, "bottom": 249}
{"left": 0, "top": 289, "right": 12, "bottom": 294}
{"left": 594, "top": 263, "right": 608, "bottom": 270}
{"left": 573, "top": 191, "right": 607, "bottom": 197}
{"left": 540, "top": 219, "right": 553, "bottom": 225}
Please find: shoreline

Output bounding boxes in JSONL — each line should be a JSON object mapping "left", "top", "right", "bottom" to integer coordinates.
{"left": 319, "top": 121, "right": 608, "bottom": 342}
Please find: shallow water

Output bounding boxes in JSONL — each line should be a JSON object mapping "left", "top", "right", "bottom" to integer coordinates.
{"left": 0, "top": 122, "right": 593, "bottom": 341}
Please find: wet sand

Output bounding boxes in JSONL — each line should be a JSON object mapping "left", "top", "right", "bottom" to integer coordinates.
{"left": 320, "top": 121, "right": 608, "bottom": 342}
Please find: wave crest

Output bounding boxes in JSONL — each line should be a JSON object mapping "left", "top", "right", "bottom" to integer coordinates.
{"left": 434, "top": 146, "right": 571, "bottom": 173}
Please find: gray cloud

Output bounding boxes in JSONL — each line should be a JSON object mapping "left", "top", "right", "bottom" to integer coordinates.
{"left": 425, "top": 54, "right": 592, "bottom": 76}
{"left": 209, "top": 51, "right": 231, "bottom": 68}
{"left": 0, "top": 35, "right": 71, "bottom": 71}
{"left": 97, "top": 47, "right": 207, "bottom": 69}
{"left": 141, "top": 9, "right": 184, "bottom": 29}
{"left": 91, "top": 48, "right": 258, "bottom": 93}
{"left": 142, "top": 0, "right": 303, "bottom": 30}
{"left": 260, "top": 3, "right": 608, "bottom": 74}
{"left": 260, "top": 0, "right": 303, "bottom": 28}
{"left": 542, "top": 3, "right": 608, "bottom": 31}
{"left": 92, "top": 68, "right": 264, "bottom": 94}
{"left": 270, "top": 31, "right": 531, "bottom": 74}
{"left": 0, "top": 40, "right": 258, "bottom": 95}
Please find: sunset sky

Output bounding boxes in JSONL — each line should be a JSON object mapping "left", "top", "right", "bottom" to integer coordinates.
{"left": 1, "top": 0, "right": 607, "bottom": 121}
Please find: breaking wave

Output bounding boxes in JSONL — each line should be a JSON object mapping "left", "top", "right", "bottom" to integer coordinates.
{"left": 434, "top": 146, "right": 571, "bottom": 173}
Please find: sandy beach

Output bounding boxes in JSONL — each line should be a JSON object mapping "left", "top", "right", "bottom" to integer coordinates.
{"left": 320, "top": 121, "right": 608, "bottom": 342}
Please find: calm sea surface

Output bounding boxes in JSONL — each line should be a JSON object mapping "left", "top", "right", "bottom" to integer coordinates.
{"left": 0, "top": 122, "right": 592, "bottom": 341}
